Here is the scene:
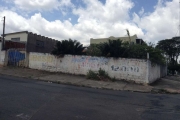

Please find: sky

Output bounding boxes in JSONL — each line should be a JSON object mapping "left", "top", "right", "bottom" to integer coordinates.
{"left": 0, "top": 0, "right": 179, "bottom": 45}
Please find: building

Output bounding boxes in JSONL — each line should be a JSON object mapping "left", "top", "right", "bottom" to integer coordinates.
{"left": 1, "top": 31, "right": 58, "bottom": 67}
{"left": 90, "top": 34, "right": 144, "bottom": 45}
{"left": 3, "top": 31, "right": 57, "bottom": 53}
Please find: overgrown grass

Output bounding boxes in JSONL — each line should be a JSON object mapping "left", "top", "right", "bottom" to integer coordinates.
{"left": 86, "top": 70, "right": 99, "bottom": 80}
{"left": 98, "top": 68, "right": 108, "bottom": 77}
{"left": 86, "top": 68, "right": 114, "bottom": 81}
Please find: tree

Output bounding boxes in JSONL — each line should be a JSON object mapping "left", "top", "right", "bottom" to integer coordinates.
{"left": 86, "top": 44, "right": 102, "bottom": 56}
{"left": 123, "top": 42, "right": 165, "bottom": 65}
{"left": 156, "top": 38, "right": 180, "bottom": 63}
{"left": 178, "top": 64, "right": 180, "bottom": 74}
{"left": 156, "top": 37, "right": 180, "bottom": 75}
{"left": 96, "top": 39, "right": 165, "bottom": 64}
{"left": 51, "top": 39, "right": 84, "bottom": 56}
{"left": 99, "top": 39, "right": 125, "bottom": 58}
{"left": 123, "top": 44, "right": 147, "bottom": 59}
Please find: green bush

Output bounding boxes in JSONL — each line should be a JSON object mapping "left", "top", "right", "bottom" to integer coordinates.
{"left": 86, "top": 44, "right": 102, "bottom": 56}
{"left": 86, "top": 70, "right": 99, "bottom": 80}
{"left": 98, "top": 68, "right": 109, "bottom": 78}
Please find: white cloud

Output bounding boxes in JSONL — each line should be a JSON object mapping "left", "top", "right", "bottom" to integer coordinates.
{"left": 14, "top": 0, "right": 58, "bottom": 11}
{"left": 133, "top": 0, "right": 179, "bottom": 43}
{"left": 71, "top": 0, "right": 144, "bottom": 41}
{"left": 138, "top": 7, "right": 144, "bottom": 16}
{"left": 0, "top": 10, "right": 85, "bottom": 43}
{"left": 1, "top": 0, "right": 179, "bottom": 46}
{"left": 13, "top": 0, "right": 74, "bottom": 11}
{"left": 73, "top": 0, "right": 134, "bottom": 23}
{"left": 0, "top": 10, "right": 31, "bottom": 32}
{"left": 1, "top": 0, "right": 144, "bottom": 45}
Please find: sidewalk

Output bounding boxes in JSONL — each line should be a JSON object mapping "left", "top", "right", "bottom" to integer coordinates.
{"left": 151, "top": 75, "right": 180, "bottom": 93}
{"left": 0, "top": 66, "right": 180, "bottom": 94}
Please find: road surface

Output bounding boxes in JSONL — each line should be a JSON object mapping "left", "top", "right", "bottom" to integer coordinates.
{"left": 0, "top": 75, "right": 180, "bottom": 120}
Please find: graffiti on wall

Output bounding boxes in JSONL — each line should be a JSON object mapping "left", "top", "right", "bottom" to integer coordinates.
{"left": 8, "top": 50, "right": 25, "bottom": 66}
{"left": 29, "top": 54, "right": 54, "bottom": 63}
{"left": 71, "top": 56, "right": 109, "bottom": 69}
{"left": 28, "top": 53, "right": 152, "bottom": 83}
{"left": 29, "top": 53, "right": 56, "bottom": 71}
{"left": 110, "top": 59, "right": 148, "bottom": 78}
{"left": 42, "top": 63, "right": 56, "bottom": 70}
{"left": 111, "top": 65, "right": 139, "bottom": 72}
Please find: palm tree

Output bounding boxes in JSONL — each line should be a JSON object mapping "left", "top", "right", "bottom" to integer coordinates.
{"left": 99, "top": 39, "right": 125, "bottom": 58}
{"left": 51, "top": 39, "right": 84, "bottom": 56}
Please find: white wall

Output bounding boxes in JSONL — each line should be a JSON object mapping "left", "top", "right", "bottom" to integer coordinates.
{"left": 160, "top": 65, "right": 167, "bottom": 77}
{"left": 29, "top": 53, "right": 109, "bottom": 74}
{"left": 148, "top": 61, "right": 160, "bottom": 83}
{"left": 5, "top": 32, "right": 28, "bottom": 42}
{"left": 29, "top": 52, "right": 56, "bottom": 71}
{"left": 0, "top": 51, "right": 6, "bottom": 66}
{"left": 0, "top": 42, "right": 2, "bottom": 51}
{"left": 29, "top": 52, "right": 164, "bottom": 84}
{"left": 29, "top": 52, "right": 168, "bottom": 84}
{"left": 108, "top": 58, "right": 148, "bottom": 83}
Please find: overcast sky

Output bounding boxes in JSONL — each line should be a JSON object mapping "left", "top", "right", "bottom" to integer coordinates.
{"left": 0, "top": 0, "right": 178, "bottom": 45}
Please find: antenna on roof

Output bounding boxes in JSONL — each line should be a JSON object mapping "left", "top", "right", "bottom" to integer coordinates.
{"left": 126, "top": 29, "right": 131, "bottom": 43}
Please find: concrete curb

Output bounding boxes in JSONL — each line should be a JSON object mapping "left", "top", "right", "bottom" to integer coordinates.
{"left": 0, "top": 72, "right": 180, "bottom": 94}
{"left": 151, "top": 88, "right": 180, "bottom": 94}
{"left": 0, "top": 72, "right": 151, "bottom": 93}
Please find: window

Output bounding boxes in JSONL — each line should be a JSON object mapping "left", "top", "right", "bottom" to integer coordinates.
{"left": 11, "top": 37, "right": 20, "bottom": 41}
{"left": 36, "top": 40, "right": 44, "bottom": 48}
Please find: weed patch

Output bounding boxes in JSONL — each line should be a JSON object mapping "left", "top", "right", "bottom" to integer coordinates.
{"left": 86, "top": 68, "right": 114, "bottom": 82}
{"left": 86, "top": 70, "right": 99, "bottom": 80}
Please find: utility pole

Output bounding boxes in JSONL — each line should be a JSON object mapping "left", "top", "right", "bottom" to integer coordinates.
{"left": 2, "top": 16, "right": 5, "bottom": 50}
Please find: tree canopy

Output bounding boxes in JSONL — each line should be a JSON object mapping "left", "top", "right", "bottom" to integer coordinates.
{"left": 88, "top": 39, "right": 165, "bottom": 64}
{"left": 156, "top": 37, "right": 180, "bottom": 63}
{"left": 51, "top": 39, "right": 85, "bottom": 56}
{"left": 51, "top": 38, "right": 166, "bottom": 65}
{"left": 98, "top": 39, "right": 125, "bottom": 58}
{"left": 156, "top": 37, "right": 180, "bottom": 74}
{"left": 86, "top": 44, "right": 102, "bottom": 57}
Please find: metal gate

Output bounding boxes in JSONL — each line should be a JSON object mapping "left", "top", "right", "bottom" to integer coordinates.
{"left": 7, "top": 49, "right": 26, "bottom": 67}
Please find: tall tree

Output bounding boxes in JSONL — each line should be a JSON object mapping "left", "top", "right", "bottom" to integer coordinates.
{"left": 156, "top": 37, "right": 180, "bottom": 74}
{"left": 123, "top": 42, "right": 165, "bottom": 65}
{"left": 156, "top": 38, "right": 180, "bottom": 63}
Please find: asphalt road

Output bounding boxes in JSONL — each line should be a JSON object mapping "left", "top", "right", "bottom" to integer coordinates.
{"left": 0, "top": 75, "right": 180, "bottom": 120}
